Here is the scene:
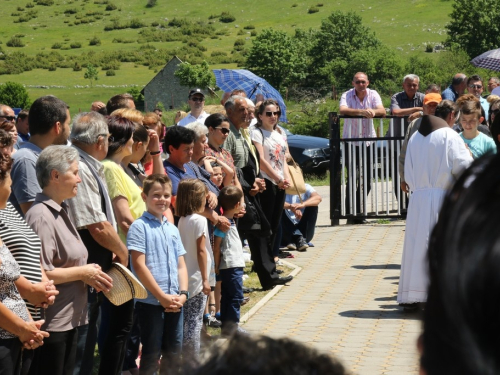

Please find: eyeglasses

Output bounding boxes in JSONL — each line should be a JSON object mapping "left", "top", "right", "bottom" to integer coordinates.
{"left": 468, "top": 84, "right": 483, "bottom": 89}
{"left": 265, "top": 111, "right": 281, "bottom": 117}
{"left": 355, "top": 80, "right": 367, "bottom": 84}
{"left": 0, "top": 115, "right": 15, "bottom": 122}
{"left": 215, "top": 127, "right": 230, "bottom": 135}
{"left": 190, "top": 97, "right": 204, "bottom": 102}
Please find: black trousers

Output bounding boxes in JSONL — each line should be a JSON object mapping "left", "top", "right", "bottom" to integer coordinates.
{"left": 0, "top": 338, "right": 22, "bottom": 375}
{"left": 245, "top": 232, "right": 280, "bottom": 289}
{"left": 38, "top": 328, "right": 79, "bottom": 375}
{"left": 345, "top": 145, "right": 372, "bottom": 215}
{"left": 259, "top": 179, "right": 286, "bottom": 254}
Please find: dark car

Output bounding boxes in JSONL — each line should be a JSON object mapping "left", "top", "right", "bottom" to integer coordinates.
{"left": 283, "top": 128, "right": 330, "bottom": 175}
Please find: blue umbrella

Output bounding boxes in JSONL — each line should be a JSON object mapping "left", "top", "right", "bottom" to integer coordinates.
{"left": 213, "top": 69, "right": 287, "bottom": 122}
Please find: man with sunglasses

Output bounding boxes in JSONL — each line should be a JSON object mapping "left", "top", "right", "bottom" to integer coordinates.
{"left": 339, "top": 72, "right": 385, "bottom": 224}
{"left": 178, "top": 88, "right": 209, "bottom": 127}
{"left": 0, "top": 104, "right": 16, "bottom": 123}
{"left": 467, "top": 75, "right": 489, "bottom": 120}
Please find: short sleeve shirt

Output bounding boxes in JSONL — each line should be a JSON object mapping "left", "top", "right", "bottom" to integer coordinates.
{"left": 441, "top": 85, "right": 458, "bottom": 102}
{"left": 251, "top": 127, "right": 288, "bottom": 183}
{"left": 177, "top": 111, "right": 209, "bottom": 127}
{"left": 340, "top": 88, "right": 383, "bottom": 146}
{"left": 214, "top": 221, "right": 245, "bottom": 270}
{"left": 459, "top": 132, "right": 497, "bottom": 159}
{"left": 285, "top": 184, "right": 315, "bottom": 224}
{"left": 389, "top": 91, "right": 425, "bottom": 137}
{"left": 102, "top": 160, "right": 146, "bottom": 243}
{"left": 128, "top": 212, "right": 186, "bottom": 305}
{"left": 163, "top": 160, "right": 196, "bottom": 196}
{"left": 9, "top": 142, "right": 42, "bottom": 216}
{"left": 223, "top": 122, "right": 248, "bottom": 169}
{"left": 177, "top": 214, "right": 214, "bottom": 296}
{"left": 25, "top": 194, "right": 88, "bottom": 332}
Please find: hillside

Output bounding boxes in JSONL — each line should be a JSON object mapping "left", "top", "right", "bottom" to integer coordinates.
{"left": 0, "top": 0, "right": 453, "bottom": 112}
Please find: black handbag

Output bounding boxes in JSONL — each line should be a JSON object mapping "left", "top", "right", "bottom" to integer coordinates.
{"left": 238, "top": 194, "right": 272, "bottom": 237}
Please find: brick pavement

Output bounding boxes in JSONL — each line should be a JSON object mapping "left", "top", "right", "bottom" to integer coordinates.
{"left": 242, "top": 186, "right": 421, "bottom": 375}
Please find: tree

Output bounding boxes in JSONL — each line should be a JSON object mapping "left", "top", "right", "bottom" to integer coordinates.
{"left": 308, "top": 10, "right": 381, "bottom": 86}
{"left": 174, "top": 60, "right": 215, "bottom": 89}
{"left": 84, "top": 64, "right": 99, "bottom": 87}
{"left": 0, "top": 82, "right": 31, "bottom": 108}
{"left": 445, "top": 0, "right": 500, "bottom": 59}
{"left": 246, "top": 28, "right": 308, "bottom": 90}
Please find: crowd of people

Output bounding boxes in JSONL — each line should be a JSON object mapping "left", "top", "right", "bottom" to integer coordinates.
{"left": 0, "top": 87, "right": 323, "bottom": 375}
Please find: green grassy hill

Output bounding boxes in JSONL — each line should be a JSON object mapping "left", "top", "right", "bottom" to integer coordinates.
{"left": 0, "top": 0, "right": 453, "bottom": 113}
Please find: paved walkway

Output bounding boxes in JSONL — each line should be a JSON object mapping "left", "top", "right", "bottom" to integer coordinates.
{"left": 242, "top": 186, "right": 420, "bottom": 375}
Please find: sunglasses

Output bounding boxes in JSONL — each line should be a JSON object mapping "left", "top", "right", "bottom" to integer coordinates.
{"left": 265, "top": 111, "right": 281, "bottom": 117}
{"left": 190, "top": 97, "right": 204, "bottom": 102}
{"left": 0, "top": 115, "right": 16, "bottom": 122}
{"left": 468, "top": 84, "right": 483, "bottom": 89}
{"left": 215, "top": 127, "right": 230, "bottom": 134}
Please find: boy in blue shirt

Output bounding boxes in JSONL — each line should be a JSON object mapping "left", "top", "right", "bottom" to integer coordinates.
{"left": 128, "top": 174, "right": 189, "bottom": 374}
{"left": 213, "top": 186, "right": 247, "bottom": 336}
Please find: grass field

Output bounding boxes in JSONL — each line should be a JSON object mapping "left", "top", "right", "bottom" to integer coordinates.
{"left": 0, "top": 0, "right": 454, "bottom": 114}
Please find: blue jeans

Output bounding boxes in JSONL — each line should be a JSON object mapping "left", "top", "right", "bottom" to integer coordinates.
{"left": 219, "top": 267, "right": 244, "bottom": 334}
{"left": 135, "top": 302, "right": 183, "bottom": 375}
{"left": 280, "top": 206, "right": 319, "bottom": 246}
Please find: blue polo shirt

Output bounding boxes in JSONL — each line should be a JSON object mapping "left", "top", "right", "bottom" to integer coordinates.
{"left": 128, "top": 211, "right": 186, "bottom": 305}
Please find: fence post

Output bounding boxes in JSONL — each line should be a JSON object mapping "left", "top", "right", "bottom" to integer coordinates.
{"left": 330, "top": 112, "right": 341, "bottom": 226}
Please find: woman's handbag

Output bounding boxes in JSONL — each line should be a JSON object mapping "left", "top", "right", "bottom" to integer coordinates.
{"left": 238, "top": 194, "right": 272, "bottom": 237}
{"left": 285, "top": 156, "right": 307, "bottom": 199}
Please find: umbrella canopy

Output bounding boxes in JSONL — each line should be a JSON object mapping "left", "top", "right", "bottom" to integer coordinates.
{"left": 213, "top": 69, "right": 287, "bottom": 122}
{"left": 471, "top": 48, "right": 500, "bottom": 71}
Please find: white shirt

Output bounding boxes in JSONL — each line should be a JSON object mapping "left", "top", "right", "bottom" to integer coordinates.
{"left": 177, "top": 111, "right": 210, "bottom": 126}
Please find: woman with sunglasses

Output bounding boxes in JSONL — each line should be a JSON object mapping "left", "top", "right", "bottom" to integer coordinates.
{"left": 251, "top": 99, "right": 291, "bottom": 263}
{"left": 204, "top": 113, "right": 241, "bottom": 188}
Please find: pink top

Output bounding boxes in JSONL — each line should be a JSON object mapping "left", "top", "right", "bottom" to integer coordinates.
{"left": 339, "top": 88, "right": 383, "bottom": 146}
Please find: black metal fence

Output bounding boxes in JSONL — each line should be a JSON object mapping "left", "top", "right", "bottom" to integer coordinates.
{"left": 329, "top": 112, "right": 409, "bottom": 226}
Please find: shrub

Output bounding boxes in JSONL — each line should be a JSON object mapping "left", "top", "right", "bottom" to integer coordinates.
{"left": 234, "top": 38, "right": 245, "bottom": 46}
{"left": 244, "top": 25, "right": 255, "bottom": 30}
{"left": 425, "top": 43, "right": 434, "bottom": 53}
{"left": 36, "top": 0, "right": 54, "bottom": 5}
{"left": 151, "top": 21, "right": 159, "bottom": 27}
{"left": 105, "top": 3, "right": 116, "bottom": 10}
{"left": 51, "top": 42, "right": 62, "bottom": 49}
{"left": 48, "top": 64, "right": 57, "bottom": 71}
{"left": 73, "top": 62, "right": 82, "bottom": 71}
{"left": 291, "top": 3, "right": 297, "bottom": 7}
{"left": 237, "top": 29, "right": 245, "bottom": 35}
{"left": 70, "top": 42, "right": 82, "bottom": 48}
{"left": 89, "top": 36, "right": 101, "bottom": 46}
{"left": 317, "top": 3, "right": 324, "bottom": 6}
{"left": 106, "top": 69, "right": 116, "bottom": 76}
{"left": 211, "top": 51, "right": 227, "bottom": 57}
{"left": 17, "top": 6, "right": 25, "bottom": 11}
{"left": 26, "top": 2, "right": 35, "bottom": 8}
{"left": 64, "top": 8, "right": 78, "bottom": 14}
{"left": 208, "top": 14, "right": 219, "bottom": 20}
{"left": 129, "top": 18, "right": 145, "bottom": 29}
{"left": 146, "top": 0, "right": 157, "bottom": 7}
{"left": 6, "top": 37, "right": 25, "bottom": 47}
{"left": 219, "top": 12, "right": 235, "bottom": 23}
{"left": 250, "top": 30, "right": 257, "bottom": 37}
{"left": 308, "top": 6, "right": 319, "bottom": 14}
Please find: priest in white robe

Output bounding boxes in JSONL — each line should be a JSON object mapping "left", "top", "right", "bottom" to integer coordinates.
{"left": 397, "top": 115, "right": 473, "bottom": 308}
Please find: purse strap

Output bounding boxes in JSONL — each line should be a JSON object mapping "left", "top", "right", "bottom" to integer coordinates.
{"left": 285, "top": 147, "right": 304, "bottom": 203}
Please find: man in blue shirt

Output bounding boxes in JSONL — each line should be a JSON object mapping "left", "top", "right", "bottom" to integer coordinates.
{"left": 467, "top": 74, "right": 489, "bottom": 120}
{"left": 441, "top": 73, "right": 467, "bottom": 102}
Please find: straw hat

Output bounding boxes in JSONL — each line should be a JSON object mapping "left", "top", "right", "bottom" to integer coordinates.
{"left": 103, "top": 263, "right": 147, "bottom": 306}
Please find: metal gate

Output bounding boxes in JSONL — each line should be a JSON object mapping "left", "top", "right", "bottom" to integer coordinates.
{"left": 329, "top": 112, "right": 409, "bottom": 226}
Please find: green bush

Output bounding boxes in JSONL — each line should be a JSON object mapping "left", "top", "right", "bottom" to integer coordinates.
{"left": 106, "top": 69, "right": 116, "bottom": 76}
{"left": 89, "top": 36, "right": 101, "bottom": 46}
{"left": 308, "top": 6, "right": 319, "bottom": 14}
{"left": 25, "top": 2, "right": 35, "bottom": 8}
{"left": 51, "top": 42, "right": 62, "bottom": 49}
{"left": 146, "top": 0, "right": 157, "bottom": 7}
{"left": 17, "top": 6, "right": 25, "bottom": 11}
{"left": 73, "top": 62, "right": 82, "bottom": 71}
{"left": 105, "top": 3, "right": 116, "bottom": 10}
{"left": 291, "top": 3, "right": 298, "bottom": 7}
{"left": 250, "top": 30, "right": 257, "bottom": 37}
{"left": 6, "top": 37, "right": 25, "bottom": 47}
{"left": 151, "top": 21, "right": 159, "bottom": 27}
{"left": 244, "top": 25, "right": 255, "bottom": 30}
{"left": 211, "top": 51, "right": 227, "bottom": 57}
{"left": 48, "top": 64, "right": 57, "bottom": 71}
{"left": 0, "top": 82, "right": 32, "bottom": 108}
{"left": 425, "top": 43, "right": 434, "bottom": 53}
{"left": 219, "top": 12, "right": 235, "bottom": 23}
{"left": 129, "top": 18, "right": 145, "bottom": 29}
{"left": 64, "top": 8, "right": 78, "bottom": 13}
{"left": 317, "top": 3, "right": 324, "bottom": 6}
{"left": 70, "top": 42, "right": 82, "bottom": 48}
{"left": 36, "top": 0, "right": 54, "bottom": 5}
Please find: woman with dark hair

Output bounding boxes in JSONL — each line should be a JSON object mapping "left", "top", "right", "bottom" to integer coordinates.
{"left": 204, "top": 113, "right": 240, "bottom": 188}
{"left": 422, "top": 153, "right": 500, "bottom": 374}
{"left": 251, "top": 99, "right": 293, "bottom": 259}
{"left": 102, "top": 115, "right": 147, "bottom": 243}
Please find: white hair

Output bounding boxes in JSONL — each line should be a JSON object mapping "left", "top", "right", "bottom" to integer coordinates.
{"left": 36, "top": 145, "right": 79, "bottom": 189}
{"left": 185, "top": 121, "right": 208, "bottom": 141}
{"left": 403, "top": 74, "right": 420, "bottom": 83}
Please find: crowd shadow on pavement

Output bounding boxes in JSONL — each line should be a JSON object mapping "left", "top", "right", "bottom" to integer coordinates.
{"left": 338, "top": 308, "right": 422, "bottom": 320}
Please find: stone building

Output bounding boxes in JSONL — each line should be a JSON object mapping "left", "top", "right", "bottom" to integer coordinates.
{"left": 142, "top": 56, "right": 191, "bottom": 111}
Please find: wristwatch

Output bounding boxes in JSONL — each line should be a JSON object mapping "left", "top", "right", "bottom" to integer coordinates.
{"left": 180, "top": 290, "right": 189, "bottom": 300}
{"left": 150, "top": 150, "right": 161, "bottom": 156}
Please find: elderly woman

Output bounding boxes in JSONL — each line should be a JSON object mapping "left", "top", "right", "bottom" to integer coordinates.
{"left": 0, "top": 151, "right": 49, "bottom": 374}
{"left": 25, "top": 145, "right": 112, "bottom": 375}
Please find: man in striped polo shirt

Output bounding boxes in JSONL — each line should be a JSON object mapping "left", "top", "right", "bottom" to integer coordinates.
{"left": 339, "top": 72, "right": 385, "bottom": 224}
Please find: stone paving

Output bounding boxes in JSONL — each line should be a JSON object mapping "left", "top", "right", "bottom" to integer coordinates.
{"left": 242, "top": 186, "right": 421, "bottom": 375}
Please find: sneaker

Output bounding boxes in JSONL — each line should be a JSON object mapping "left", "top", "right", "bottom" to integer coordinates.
{"left": 296, "top": 237, "right": 309, "bottom": 252}
{"left": 286, "top": 243, "right": 297, "bottom": 250}
{"left": 307, "top": 242, "right": 315, "bottom": 247}
{"left": 206, "top": 315, "right": 222, "bottom": 328}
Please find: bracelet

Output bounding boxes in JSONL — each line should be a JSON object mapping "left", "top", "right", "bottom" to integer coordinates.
{"left": 150, "top": 150, "right": 161, "bottom": 155}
